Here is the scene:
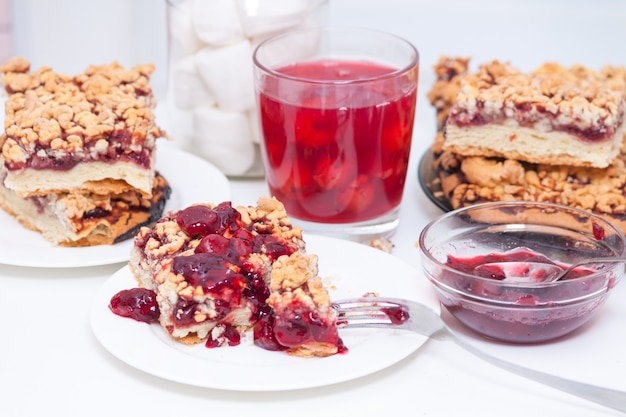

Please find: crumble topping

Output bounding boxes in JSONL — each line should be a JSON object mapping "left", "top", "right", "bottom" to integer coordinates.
{"left": 269, "top": 252, "right": 317, "bottom": 291}
{"left": 447, "top": 59, "right": 626, "bottom": 140}
{"left": 0, "top": 57, "right": 165, "bottom": 170}
{"left": 237, "top": 195, "right": 301, "bottom": 239}
{"left": 136, "top": 197, "right": 304, "bottom": 262}
{"left": 143, "top": 219, "right": 189, "bottom": 259}
{"left": 440, "top": 149, "right": 626, "bottom": 217}
{"left": 427, "top": 56, "right": 469, "bottom": 130}
{"left": 267, "top": 252, "right": 331, "bottom": 309}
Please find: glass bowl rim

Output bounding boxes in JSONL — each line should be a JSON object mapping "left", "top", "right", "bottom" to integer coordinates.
{"left": 418, "top": 201, "right": 626, "bottom": 290}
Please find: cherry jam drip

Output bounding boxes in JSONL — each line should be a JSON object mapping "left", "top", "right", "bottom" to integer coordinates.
{"left": 253, "top": 314, "right": 288, "bottom": 351}
{"left": 381, "top": 306, "right": 410, "bottom": 325}
{"left": 109, "top": 288, "right": 160, "bottom": 323}
{"left": 205, "top": 324, "right": 241, "bottom": 348}
{"left": 253, "top": 308, "right": 347, "bottom": 353}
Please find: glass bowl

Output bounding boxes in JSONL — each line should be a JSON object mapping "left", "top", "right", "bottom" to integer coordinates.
{"left": 418, "top": 201, "right": 626, "bottom": 343}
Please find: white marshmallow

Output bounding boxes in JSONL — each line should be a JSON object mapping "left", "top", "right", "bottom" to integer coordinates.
{"left": 168, "top": 0, "right": 202, "bottom": 55}
{"left": 191, "top": 0, "right": 245, "bottom": 46}
{"left": 193, "top": 41, "right": 255, "bottom": 112}
{"left": 237, "top": 0, "right": 319, "bottom": 38}
{"left": 170, "top": 55, "right": 216, "bottom": 110}
{"left": 192, "top": 106, "right": 255, "bottom": 176}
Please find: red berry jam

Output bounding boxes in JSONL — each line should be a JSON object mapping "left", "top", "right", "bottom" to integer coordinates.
{"left": 109, "top": 288, "right": 160, "bottom": 324}
{"left": 441, "top": 248, "right": 614, "bottom": 343}
{"left": 270, "top": 299, "right": 346, "bottom": 352}
{"left": 592, "top": 221, "right": 605, "bottom": 240}
{"left": 253, "top": 315, "right": 288, "bottom": 352}
{"left": 205, "top": 324, "right": 242, "bottom": 348}
{"left": 5, "top": 138, "right": 153, "bottom": 171}
{"left": 381, "top": 306, "right": 410, "bottom": 325}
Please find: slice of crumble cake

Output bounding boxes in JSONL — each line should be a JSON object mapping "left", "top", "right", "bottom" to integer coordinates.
{"left": 0, "top": 57, "right": 170, "bottom": 246}
{"left": 426, "top": 56, "right": 626, "bottom": 235}
{"left": 0, "top": 57, "right": 164, "bottom": 196}
{"left": 443, "top": 59, "right": 626, "bottom": 168}
{"left": 114, "top": 197, "right": 345, "bottom": 357}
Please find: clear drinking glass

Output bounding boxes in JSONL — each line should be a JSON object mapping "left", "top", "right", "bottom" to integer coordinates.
{"left": 253, "top": 27, "right": 419, "bottom": 241}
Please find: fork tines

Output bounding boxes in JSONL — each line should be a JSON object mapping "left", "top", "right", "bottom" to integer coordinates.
{"left": 332, "top": 298, "right": 410, "bottom": 328}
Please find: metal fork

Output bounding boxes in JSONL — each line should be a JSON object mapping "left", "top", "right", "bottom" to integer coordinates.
{"left": 332, "top": 297, "right": 626, "bottom": 414}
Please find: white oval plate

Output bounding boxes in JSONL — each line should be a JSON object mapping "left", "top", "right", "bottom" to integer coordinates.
{"left": 90, "top": 234, "right": 440, "bottom": 391}
{"left": 0, "top": 141, "right": 231, "bottom": 268}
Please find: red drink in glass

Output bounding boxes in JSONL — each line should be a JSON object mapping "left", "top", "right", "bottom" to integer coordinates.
{"left": 254, "top": 27, "right": 419, "bottom": 238}
{"left": 258, "top": 58, "right": 417, "bottom": 224}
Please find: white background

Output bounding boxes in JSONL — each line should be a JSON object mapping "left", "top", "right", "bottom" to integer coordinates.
{"left": 9, "top": 0, "right": 626, "bottom": 97}
{"left": 2, "top": 1, "right": 626, "bottom": 416}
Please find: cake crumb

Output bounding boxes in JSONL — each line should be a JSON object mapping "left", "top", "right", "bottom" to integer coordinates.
{"left": 368, "top": 237, "right": 394, "bottom": 253}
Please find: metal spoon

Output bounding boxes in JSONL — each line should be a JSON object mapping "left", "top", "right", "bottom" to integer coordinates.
{"left": 473, "top": 256, "right": 626, "bottom": 284}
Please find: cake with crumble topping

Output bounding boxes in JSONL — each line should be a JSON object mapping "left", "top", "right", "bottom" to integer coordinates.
{"left": 115, "top": 196, "right": 345, "bottom": 357}
{"left": 0, "top": 57, "right": 164, "bottom": 196}
{"left": 0, "top": 57, "right": 171, "bottom": 246}
{"left": 425, "top": 56, "right": 626, "bottom": 234}
{"left": 443, "top": 59, "right": 626, "bottom": 168}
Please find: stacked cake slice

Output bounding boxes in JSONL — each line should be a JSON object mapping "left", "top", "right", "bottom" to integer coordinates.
{"left": 443, "top": 59, "right": 626, "bottom": 168}
{"left": 426, "top": 56, "right": 626, "bottom": 233}
{"left": 0, "top": 57, "right": 170, "bottom": 246}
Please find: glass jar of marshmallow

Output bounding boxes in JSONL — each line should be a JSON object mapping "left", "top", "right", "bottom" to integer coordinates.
{"left": 165, "top": 0, "right": 327, "bottom": 178}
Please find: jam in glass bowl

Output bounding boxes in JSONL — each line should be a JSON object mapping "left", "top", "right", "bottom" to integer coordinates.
{"left": 418, "top": 201, "right": 626, "bottom": 343}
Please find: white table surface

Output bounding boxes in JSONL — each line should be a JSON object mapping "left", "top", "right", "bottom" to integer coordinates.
{"left": 2, "top": 1, "right": 626, "bottom": 416}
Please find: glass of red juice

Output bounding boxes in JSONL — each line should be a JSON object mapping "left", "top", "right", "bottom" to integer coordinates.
{"left": 253, "top": 27, "right": 419, "bottom": 241}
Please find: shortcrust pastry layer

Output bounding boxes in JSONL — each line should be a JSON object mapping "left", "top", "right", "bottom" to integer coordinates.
{"left": 444, "top": 121, "right": 626, "bottom": 168}
{"left": 0, "top": 169, "right": 171, "bottom": 246}
{"left": 3, "top": 156, "right": 157, "bottom": 197}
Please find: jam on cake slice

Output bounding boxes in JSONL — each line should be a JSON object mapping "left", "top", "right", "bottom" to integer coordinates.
{"left": 0, "top": 169, "right": 171, "bottom": 246}
{"left": 0, "top": 57, "right": 165, "bottom": 197}
{"left": 120, "top": 197, "right": 345, "bottom": 357}
{"left": 443, "top": 59, "right": 626, "bottom": 168}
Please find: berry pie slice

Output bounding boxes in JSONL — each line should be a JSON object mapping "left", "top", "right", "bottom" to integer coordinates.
{"left": 442, "top": 59, "right": 626, "bottom": 168}
{"left": 0, "top": 57, "right": 164, "bottom": 197}
{"left": 0, "top": 57, "right": 171, "bottom": 246}
{"left": 116, "top": 197, "right": 345, "bottom": 357}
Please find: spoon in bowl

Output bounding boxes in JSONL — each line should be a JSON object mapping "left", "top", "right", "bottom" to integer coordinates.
{"left": 473, "top": 256, "right": 626, "bottom": 284}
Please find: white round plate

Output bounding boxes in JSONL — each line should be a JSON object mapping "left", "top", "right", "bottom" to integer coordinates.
{"left": 0, "top": 141, "right": 230, "bottom": 268}
{"left": 90, "top": 234, "right": 440, "bottom": 391}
